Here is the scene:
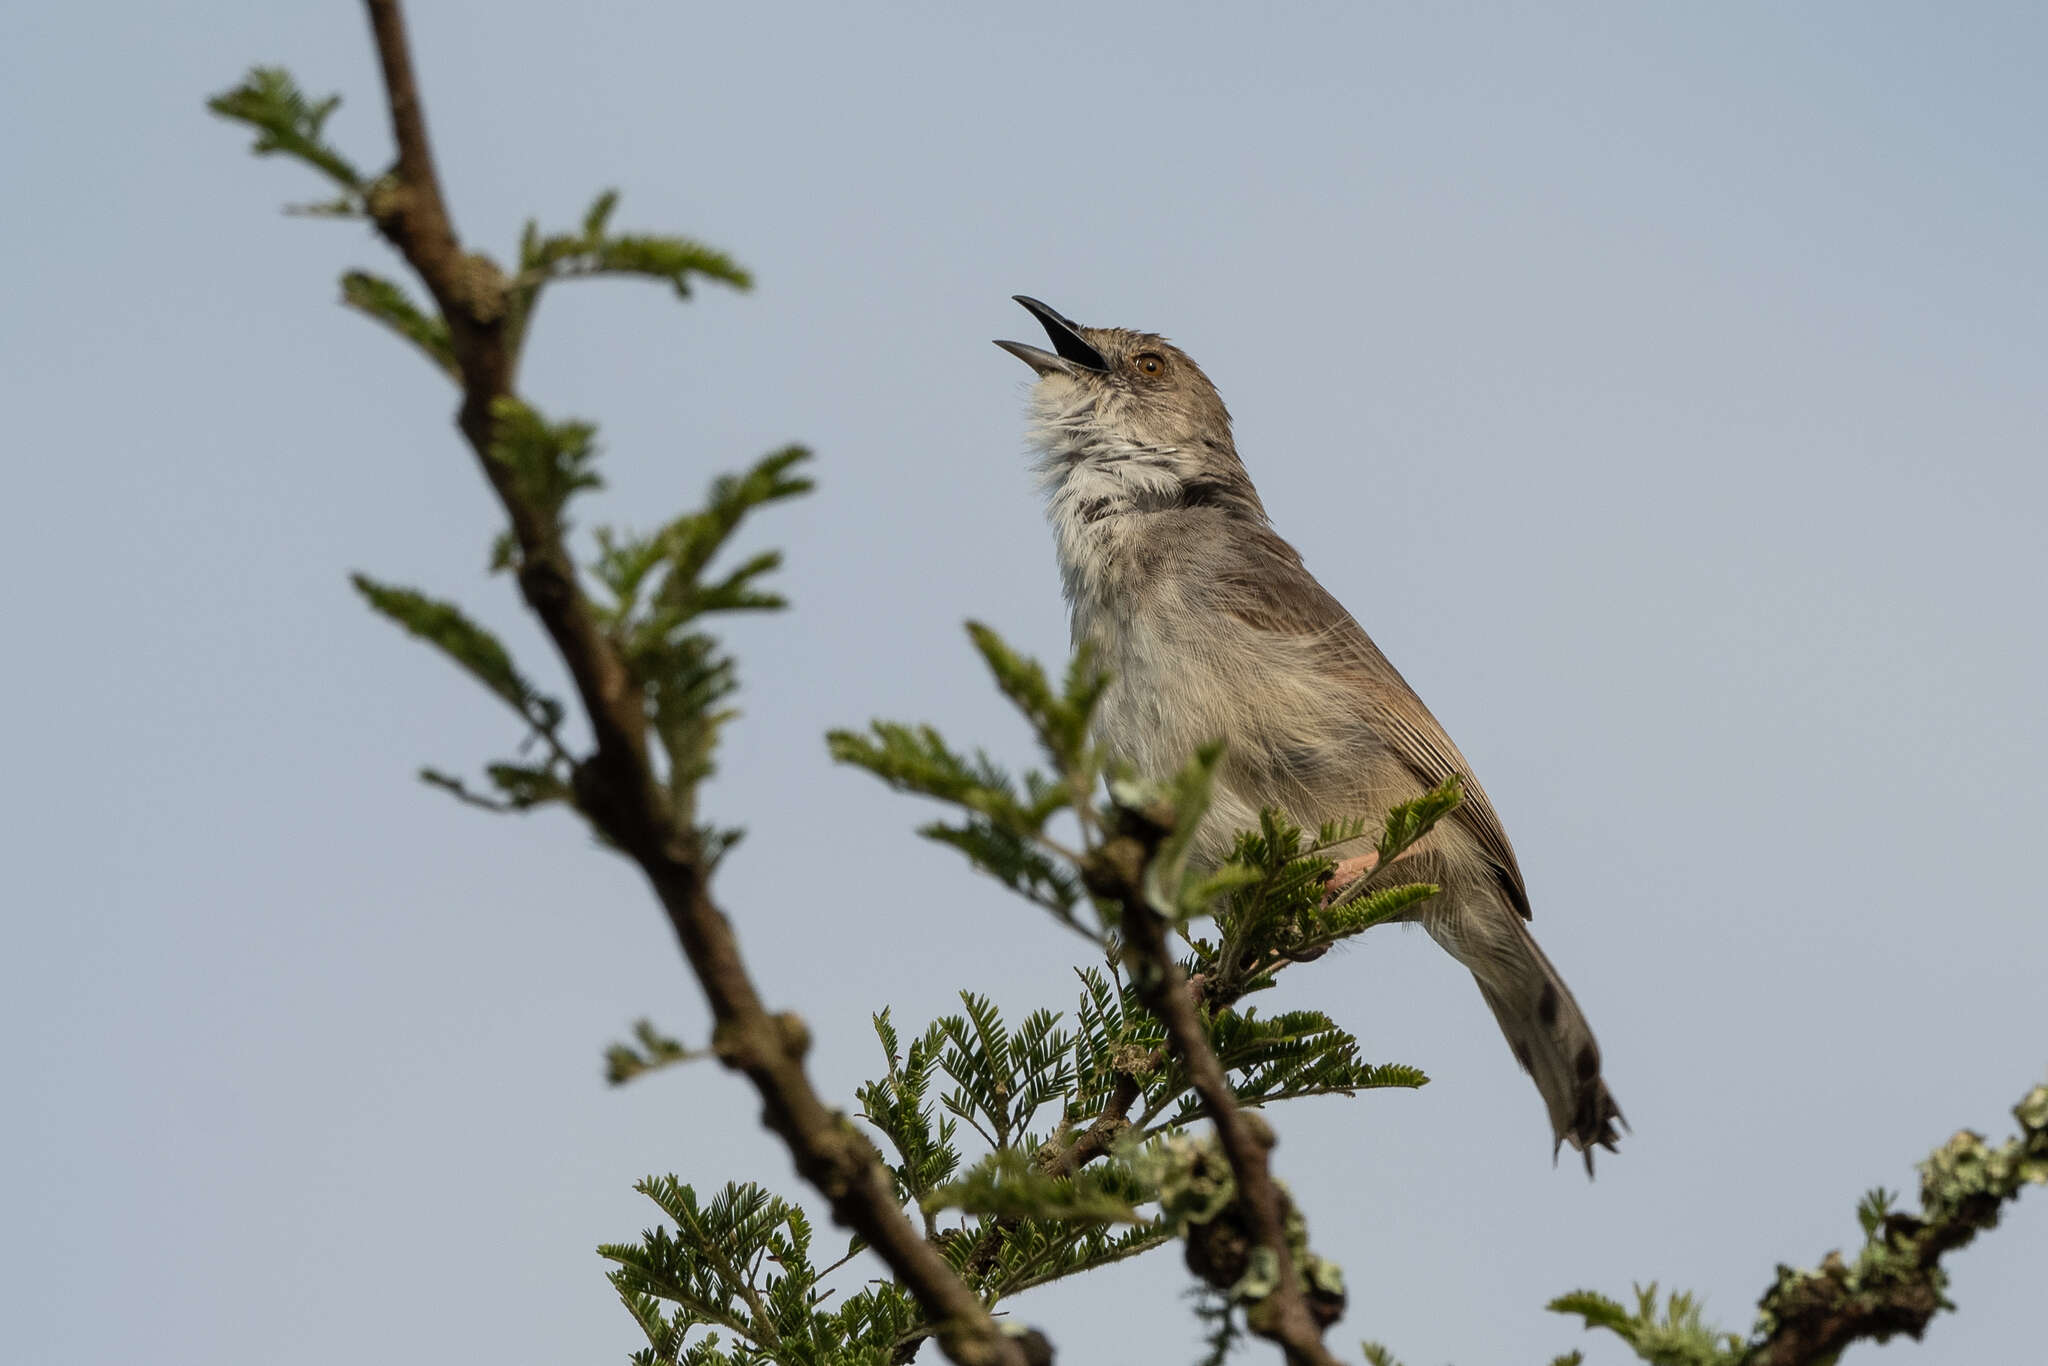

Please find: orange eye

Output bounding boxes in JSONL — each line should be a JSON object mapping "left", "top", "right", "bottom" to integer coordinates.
{"left": 1135, "top": 352, "right": 1165, "bottom": 377}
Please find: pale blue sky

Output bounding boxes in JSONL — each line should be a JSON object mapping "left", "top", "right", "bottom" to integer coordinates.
{"left": 5, "top": 3, "right": 2045, "bottom": 1364}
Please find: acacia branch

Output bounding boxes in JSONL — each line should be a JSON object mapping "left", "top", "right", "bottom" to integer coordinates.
{"left": 1083, "top": 819, "right": 1346, "bottom": 1366}
{"left": 1048, "top": 1072, "right": 1145, "bottom": 1179}
{"left": 351, "top": 5, "right": 1039, "bottom": 1363}
{"left": 1738, "top": 1080, "right": 2048, "bottom": 1366}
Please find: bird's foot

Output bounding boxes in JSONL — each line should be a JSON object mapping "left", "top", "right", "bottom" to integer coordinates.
{"left": 1322, "top": 852, "right": 1381, "bottom": 904}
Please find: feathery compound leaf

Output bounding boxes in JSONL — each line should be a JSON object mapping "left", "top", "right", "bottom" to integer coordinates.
{"left": 602, "top": 443, "right": 806, "bottom": 802}
{"left": 1309, "top": 814, "right": 1369, "bottom": 850}
{"left": 416, "top": 759, "right": 574, "bottom": 815}
{"left": 1377, "top": 774, "right": 1463, "bottom": 864}
{"left": 597, "top": 447, "right": 811, "bottom": 687}
{"left": 827, "top": 723, "right": 1032, "bottom": 827}
{"left": 482, "top": 761, "right": 572, "bottom": 809}
{"left": 1549, "top": 1289, "right": 1634, "bottom": 1335}
{"left": 604, "top": 1170, "right": 925, "bottom": 1362}
{"left": 1176, "top": 804, "right": 1440, "bottom": 1006}
{"left": 855, "top": 1011, "right": 961, "bottom": 1203}
{"left": 1360, "top": 1343, "right": 1409, "bottom": 1366}
{"left": 1316, "top": 881, "right": 1440, "bottom": 941}
{"left": 920, "top": 818, "right": 1081, "bottom": 919}
{"left": 1178, "top": 1008, "right": 1427, "bottom": 1122}
{"left": 517, "top": 188, "right": 752, "bottom": 297}
{"left": 418, "top": 767, "right": 517, "bottom": 812}
{"left": 487, "top": 397, "right": 602, "bottom": 523}
{"left": 583, "top": 187, "right": 620, "bottom": 238}
{"left": 1548, "top": 1283, "right": 1740, "bottom": 1366}
{"left": 921, "top": 1149, "right": 1144, "bottom": 1224}
{"left": 937, "top": 992, "right": 1021, "bottom": 1147}
{"left": 1178, "top": 862, "right": 1269, "bottom": 916}
{"left": 1194, "top": 1288, "right": 1245, "bottom": 1366}
{"left": 964, "top": 622, "right": 1101, "bottom": 774}
{"left": 967, "top": 1215, "right": 1175, "bottom": 1305}
{"left": 654, "top": 447, "right": 814, "bottom": 595}
{"left": 1069, "top": 965, "right": 1162, "bottom": 1117}
{"left": 603, "top": 1177, "right": 878, "bottom": 1362}
{"left": 349, "top": 574, "right": 557, "bottom": 727}
{"left": 588, "top": 233, "right": 753, "bottom": 296}
{"left": 1008, "top": 1006, "right": 1080, "bottom": 1130}
{"left": 206, "top": 66, "right": 362, "bottom": 190}
{"left": 340, "top": 270, "right": 456, "bottom": 378}
{"left": 605, "top": 1020, "right": 701, "bottom": 1086}
{"left": 897, "top": 994, "right": 1080, "bottom": 1156}
{"left": 1855, "top": 1186, "right": 1898, "bottom": 1239}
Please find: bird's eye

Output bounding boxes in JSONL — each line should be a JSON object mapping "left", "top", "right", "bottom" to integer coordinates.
{"left": 1134, "top": 352, "right": 1166, "bottom": 377}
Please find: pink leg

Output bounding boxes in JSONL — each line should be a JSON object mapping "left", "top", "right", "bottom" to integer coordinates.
{"left": 1323, "top": 852, "right": 1381, "bottom": 902}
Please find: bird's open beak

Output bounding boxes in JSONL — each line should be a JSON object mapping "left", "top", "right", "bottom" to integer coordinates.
{"left": 994, "top": 295, "right": 1109, "bottom": 375}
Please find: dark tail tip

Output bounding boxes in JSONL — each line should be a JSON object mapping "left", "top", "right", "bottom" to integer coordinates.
{"left": 1565, "top": 1081, "right": 1626, "bottom": 1177}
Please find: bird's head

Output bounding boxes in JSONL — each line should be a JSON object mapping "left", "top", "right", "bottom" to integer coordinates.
{"left": 996, "top": 296, "right": 1246, "bottom": 485}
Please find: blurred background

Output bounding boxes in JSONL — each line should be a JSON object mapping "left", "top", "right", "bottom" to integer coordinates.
{"left": 5, "top": 2, "right": 2044, "bottom": 1362}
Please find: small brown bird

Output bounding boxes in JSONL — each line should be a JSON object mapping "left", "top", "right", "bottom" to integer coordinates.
{"left": 997, "top": 296, "right": 1624, "bottom": 1169}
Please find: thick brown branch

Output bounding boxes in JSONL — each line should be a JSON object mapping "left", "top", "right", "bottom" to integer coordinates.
{"left": 1739, "top": 1081, "right": 2047, "bottom": 1366}
{"left": 352, "top": 5, "right": 1039, "bottom": 1363}
{"left": 1086, "top": 829, "right": 1346, "bottom": 1366}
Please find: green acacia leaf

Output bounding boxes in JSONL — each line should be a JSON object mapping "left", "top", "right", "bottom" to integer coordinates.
{"left": 1318, "top": 881, "right": 1440, "bottom": 939}
{"left": 341, "top": 270, "right": 456, "bottom": 378}
{"left": 921, "top": 1149, "right": 1145, "bottom": 1224}
{"left": 605, "top": 1020, "right": 701, "bottom": 1086}
{"left": 487, "top": 397, "right": 602, "bottom": 521}
{"left": 350, "top": 573, "right": 551, "bottom": 723}
{"left": 1377, "top": 775, "right": 1463, "bottom": 864}
{"left": 206, "top": 66, "right": 362, "bottom": 190}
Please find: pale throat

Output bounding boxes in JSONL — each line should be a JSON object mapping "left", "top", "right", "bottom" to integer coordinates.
{"left": 1029, "top": 387, "right": 1191, "bottom": 512}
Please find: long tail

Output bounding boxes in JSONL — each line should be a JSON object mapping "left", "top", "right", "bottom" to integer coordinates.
{"left": 1431, "top": 905, "right": 1625, "bottom": 1172}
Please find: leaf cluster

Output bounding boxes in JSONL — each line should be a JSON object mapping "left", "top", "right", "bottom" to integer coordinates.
{"left": 1185, "top": 799, "right": 1454, "bottom": 1014}
{"left": 606, "top": 1020, "right": 702, "bottom": 1086}
{"left": 855, "top": 1000, "right": 1173, "bottom": 1299}
{"left": 513, "top": 186, "right": 747, "bottom": 305}
{"left": 827, "top": 626, "right": 1103, "bottom": 933}
{"left": 590, "top": 447, "right": 813, "bottom": 816}
{"left": 493, "top": 187, "right": 756, "bottom": 367}
{"left": 1549, "top": 1285, "right": 1742, "bottom": 1366}
{"left": 341, "top": 270, "right": 456, "bottom": 377}
{"left": 603, "top": 1178, "right": 918, "bottom": 1366}
{"left": 213, "top": 66, "right": 796, "bottom": 846}
{"left": 809, "top": 627, "right": 1442, "bottom": 1349}
{"left": 617, "top": 626, "right": 1451, "bottom": 1364}
{"left": 206, "top": 67, "right": 362, "bottom": 197}
{"left": 347, "top": 430, "right": 806, "bottom": 830}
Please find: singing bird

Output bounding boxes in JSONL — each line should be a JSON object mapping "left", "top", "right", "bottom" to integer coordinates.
{"left": 996, "top": 296, "right": 1623, "bottom": 1169}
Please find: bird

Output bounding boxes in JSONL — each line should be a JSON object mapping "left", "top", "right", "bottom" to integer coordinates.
{"left": 995, "top": 295, "right": 1624, "bottom": 1170}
